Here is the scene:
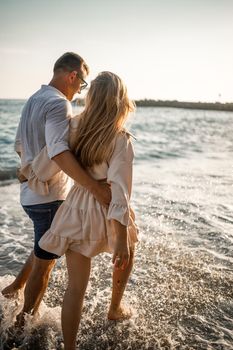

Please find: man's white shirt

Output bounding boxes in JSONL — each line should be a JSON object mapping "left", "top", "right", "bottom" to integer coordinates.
{"left": 15, "top": 85, "right": 73, "bottom": 205}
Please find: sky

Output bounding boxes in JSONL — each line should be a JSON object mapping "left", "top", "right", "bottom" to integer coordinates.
{"left": 0, "top": 0, "right": 233, "bottom": 102}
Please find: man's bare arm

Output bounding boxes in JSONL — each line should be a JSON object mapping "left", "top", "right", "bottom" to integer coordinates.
{"left": 52, "top": 150, "right": 111, "bottom": 207}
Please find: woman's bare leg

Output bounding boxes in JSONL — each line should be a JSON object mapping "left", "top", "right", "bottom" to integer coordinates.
{"left": 108, "top": 249, "right": 135, "bottom": 320}
{"left": 1, "top": 251, "right": 34, "bottom": 298}
{"left": 62, "top": 250, "right": 91, "bottom": 350}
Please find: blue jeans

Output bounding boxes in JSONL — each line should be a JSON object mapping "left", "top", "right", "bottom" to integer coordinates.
{"left": 23, "top": 200, "right": 63, "bottom": 260}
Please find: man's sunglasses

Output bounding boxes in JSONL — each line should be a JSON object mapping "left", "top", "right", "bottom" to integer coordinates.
{"left": 75, "top": 71, "right": 88, "bottom": 90}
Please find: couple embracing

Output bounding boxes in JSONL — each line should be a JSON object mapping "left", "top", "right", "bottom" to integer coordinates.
{"left": 2, "top": 52, "right": 138, "bottom": 350}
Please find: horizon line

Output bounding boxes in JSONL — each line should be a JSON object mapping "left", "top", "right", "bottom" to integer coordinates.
{"left": 0, "top": 97, "right": 232, "bottom": 104}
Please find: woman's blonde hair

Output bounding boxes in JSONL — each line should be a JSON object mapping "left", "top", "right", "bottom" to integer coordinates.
{"left": 70, "top": 71, "right": 135, "bottom": 167}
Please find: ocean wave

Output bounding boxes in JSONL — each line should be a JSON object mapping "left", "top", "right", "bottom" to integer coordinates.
{"left": 0, "top": 168, "right": 17, "bottom": 181}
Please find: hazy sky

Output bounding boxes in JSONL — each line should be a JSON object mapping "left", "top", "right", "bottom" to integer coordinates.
{"left": 1, "top": 0, "right": 233, "bottom": 102}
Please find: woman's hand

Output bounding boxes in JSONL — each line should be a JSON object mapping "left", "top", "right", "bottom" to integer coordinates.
{"left": 16, "top": 168, "right": 27, "bottom": 183}
{"left": 112, "top": 220, "right": 130, "bottom": 270}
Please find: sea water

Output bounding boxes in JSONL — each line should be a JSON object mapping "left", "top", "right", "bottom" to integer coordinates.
{"left": 0, "top": 100, "right": 232, "bottom": 349}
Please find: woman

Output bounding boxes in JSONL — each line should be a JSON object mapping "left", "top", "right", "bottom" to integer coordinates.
{"left": 37, "top": 71, "right": 138, "bottom": 349}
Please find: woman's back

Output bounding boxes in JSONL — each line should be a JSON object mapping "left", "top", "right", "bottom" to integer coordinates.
{"left": 69, "top": 115, "right": 109, "bottom": 180}
{"left": 69, "top": 115, "right": 133, "bottom": 183}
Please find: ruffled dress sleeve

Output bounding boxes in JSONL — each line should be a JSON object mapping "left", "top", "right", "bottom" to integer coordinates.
{"left": 20, "top": 146, "right": 61, "bottom": 195}
{"left": 107, "top": 132, "right": 134, "bottom": 226}
{"left": 20, "top": 117, "right": 80, "bottom": 196}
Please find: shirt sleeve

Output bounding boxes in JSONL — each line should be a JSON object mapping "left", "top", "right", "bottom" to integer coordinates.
{"left": 14, "top": 120, "right": 22, "bottom": 153}
{"left": 45, "top": 99, "right": 72, "bottom": 159}
{"left": 107, "top": 133, "right": 134, "bottom": 226}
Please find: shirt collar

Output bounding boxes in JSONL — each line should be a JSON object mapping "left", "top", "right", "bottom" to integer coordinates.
{"left": 41, "top": 85, "right": 68, "bottom": 99}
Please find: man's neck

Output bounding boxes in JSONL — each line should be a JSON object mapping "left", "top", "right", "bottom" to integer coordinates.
{"left": 49, "top": 79, "right": 73, "bottom": 101}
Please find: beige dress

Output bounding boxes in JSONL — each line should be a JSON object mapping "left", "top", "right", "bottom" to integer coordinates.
{"left": 38, "top": 118, "right": 138, "bottom": 258}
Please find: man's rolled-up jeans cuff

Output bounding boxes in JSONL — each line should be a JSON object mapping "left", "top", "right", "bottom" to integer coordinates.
{"left": 22, "top": 200, "right": 63, "bottom": 260}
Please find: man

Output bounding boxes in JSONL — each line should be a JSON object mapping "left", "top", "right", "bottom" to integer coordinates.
{"left": 1, "top": 52, "right": 111, "bottom": 324}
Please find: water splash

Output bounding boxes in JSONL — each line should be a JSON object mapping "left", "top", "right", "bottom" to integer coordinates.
{"left": 1, "top": 237, "right": 232, "bottom": 349}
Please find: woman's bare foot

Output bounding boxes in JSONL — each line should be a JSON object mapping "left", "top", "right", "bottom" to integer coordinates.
{"left": 1, "top": 282, "right": 21, "bottom": 299}
{"left": 108, "top": 305, "right": 132, "bottom": 321}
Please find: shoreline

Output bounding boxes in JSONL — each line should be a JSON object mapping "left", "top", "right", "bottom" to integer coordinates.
{"left": 134, "top": 99, "right": 233, "bottom": 112}
{"left": 1, "top": 98, "right": 233, "bottom": 112}
{"left": 73, "top": 98, "right": 233, "bottom": 112}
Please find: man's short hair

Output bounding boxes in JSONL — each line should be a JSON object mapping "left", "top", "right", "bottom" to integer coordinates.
{"left": 53, "top": 52, "right": 89, "bottom": 75}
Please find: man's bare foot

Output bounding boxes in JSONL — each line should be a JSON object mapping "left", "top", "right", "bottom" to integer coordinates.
{"left": 1, "top": 282, "right": 21, "bottom": 299}
{"left": 108, "top": 305, "right": 132, "bottom": 321}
